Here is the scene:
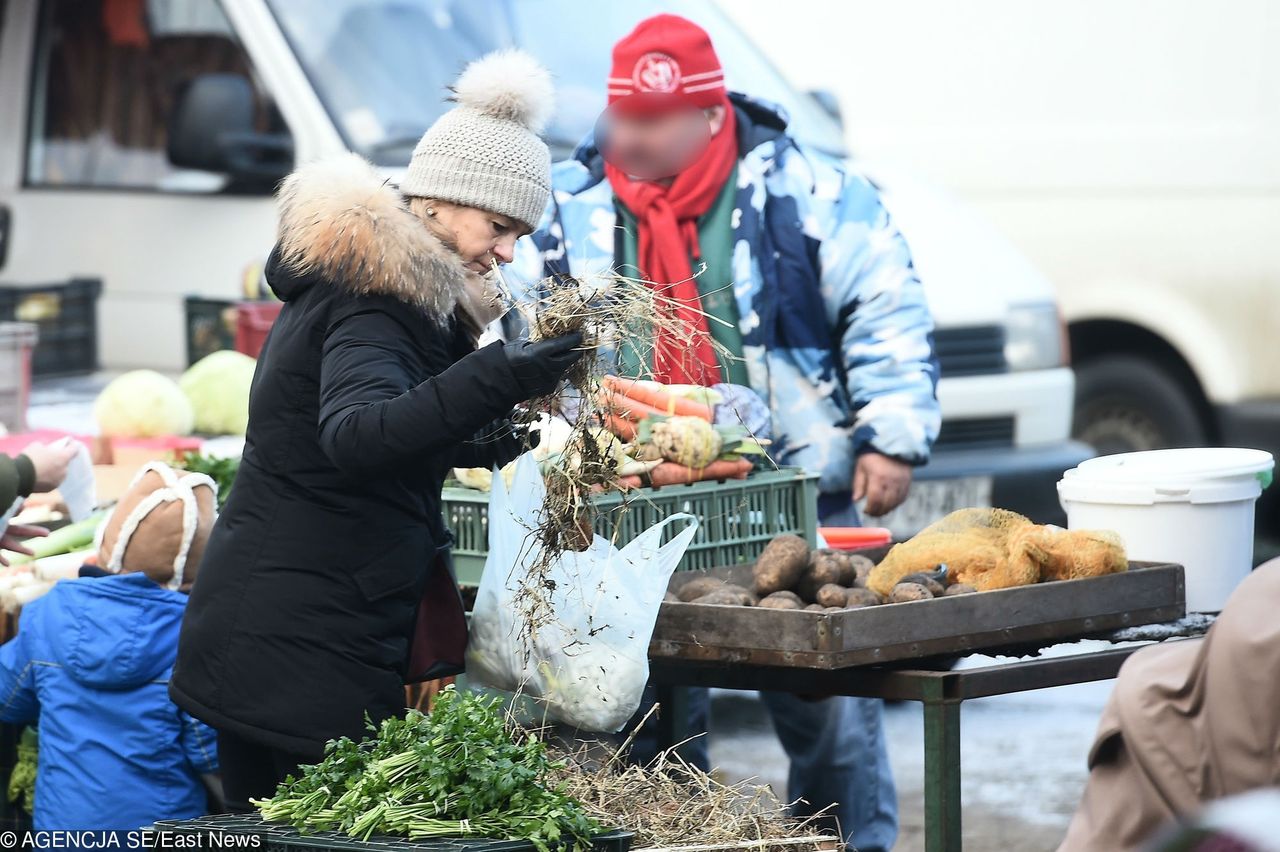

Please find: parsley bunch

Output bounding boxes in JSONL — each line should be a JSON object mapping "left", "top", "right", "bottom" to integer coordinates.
{"left": 255, "top": 687, "right": 603, "bottom": 851}
{"left": 176, "top": 451, "right": 239, "bottom": 508}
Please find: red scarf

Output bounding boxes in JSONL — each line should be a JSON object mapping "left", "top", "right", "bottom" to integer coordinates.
{"left": 606, "top": 109, "right": 738, "bottom": 386}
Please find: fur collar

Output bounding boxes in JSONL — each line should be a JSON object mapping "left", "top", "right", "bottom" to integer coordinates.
{"left": 273, "top": 154, "right": 467, "bottom": 319}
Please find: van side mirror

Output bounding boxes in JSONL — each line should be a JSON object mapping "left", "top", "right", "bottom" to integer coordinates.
{"left": 168, "top": 74, "right": 293, "bottom": 189}
{"left": 808, "top": 88, "right": 844, "bottom": 128}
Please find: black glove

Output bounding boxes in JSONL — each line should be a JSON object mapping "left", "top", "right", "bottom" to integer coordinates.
{"left": 468, "top": 418, "right": 541, "bottom": 470}
{"left": 503, "top": 332, "right": 584, "bottom": 398}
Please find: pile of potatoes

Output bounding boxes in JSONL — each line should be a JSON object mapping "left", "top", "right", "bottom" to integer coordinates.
{"left": 668, "top": 534, "right": 977, "bottom": 611}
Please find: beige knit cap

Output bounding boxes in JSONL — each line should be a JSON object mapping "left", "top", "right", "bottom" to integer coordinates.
{"left": 400, "top": 49, "right": 554, "bottom": 232}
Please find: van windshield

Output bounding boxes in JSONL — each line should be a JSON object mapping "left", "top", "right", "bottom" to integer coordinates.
{"left": 266, "top": 0, "right": 846, "bottom": 163}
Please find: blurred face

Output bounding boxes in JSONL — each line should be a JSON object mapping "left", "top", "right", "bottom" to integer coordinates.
{"left": 427, "top": 202, "right": 529, "bottom": 272}
{"left": 599, "top": 104, "right": 725, "bottom": 181}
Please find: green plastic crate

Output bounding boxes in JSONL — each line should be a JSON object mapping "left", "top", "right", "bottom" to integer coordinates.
{"left": 443, "top": 467, "right": 819, "bottom": 586}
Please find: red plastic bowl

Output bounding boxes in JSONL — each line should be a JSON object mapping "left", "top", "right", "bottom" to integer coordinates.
{"left": 817, "top": 526, "right": 893, "bottom": 551}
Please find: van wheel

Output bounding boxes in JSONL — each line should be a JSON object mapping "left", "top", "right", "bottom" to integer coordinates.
{"left": 1073, "top": 355, "right": 1208, "bottom": 454}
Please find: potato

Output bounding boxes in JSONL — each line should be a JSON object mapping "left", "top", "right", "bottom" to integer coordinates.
{"left": 721, "top": 584, "right": 759, "bottom": 606}
{"left": 825, "top": 606, "right": 846, "bottom": 613}
{"left": 815, "top": 583, "right": 850, "bottom": 608}
{"left": 834, "top": 556, "right": 859, "bottom": 586}
{"left": 759, "top": 591, "right": 804, "bottom": 610}
{"left": 693, "top": 589, "right": 751, "bottom": 607}
{"left": 806, "top": 552, "right": 845, "bottom": 588}
{"left": 849, "top": 555, "right": 875, "bottom": 588}
{"left": 845, "top": 587, "right": 884, "bottom": 608}
{"left": 677, "top": 576, "right": 727, "bottom": 602}
{"left": 945, "top": 583, "right": 978, "bottom": 596}
{"left": 797, "top": 576, "right": 822, "bottom": 604}
{"left": 663, "top": 591, "right": 679, "bottom": 603}
{"left": 753, "top": 534, "right": 810, "bottom": 595}
{"left": 898, "top": 572, "right": 947, "bottom": 597}
{"left": 804, "top": 603, "right": 826, "bottom": 612}
{"left": 693, "top": 584, "right": 758, "bottom": 606}
{"left": 888, "top": 582, "right": 934, "bottom": 603}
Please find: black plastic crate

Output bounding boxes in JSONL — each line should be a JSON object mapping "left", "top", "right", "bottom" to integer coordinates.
{"left": 0, "top": 279, "right": 101, "bottom": 376}
{"left": 155, "top": 815, "right": 632, "bottom": 852}
{"left": 185, "top": 296, "right": 239, "bottom": 367}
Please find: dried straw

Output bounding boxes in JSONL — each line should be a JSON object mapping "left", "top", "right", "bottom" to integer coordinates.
{"left": 551, "top": 744, "right": 840, "bottom": 852}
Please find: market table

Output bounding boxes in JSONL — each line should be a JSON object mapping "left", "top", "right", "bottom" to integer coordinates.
{"left": 648, "top": 596, "right": 1210, "bottom": 852}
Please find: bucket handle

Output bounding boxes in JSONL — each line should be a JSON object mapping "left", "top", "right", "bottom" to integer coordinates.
{"left": 1155, "top": 487, "right": 1191, "bottom": 498}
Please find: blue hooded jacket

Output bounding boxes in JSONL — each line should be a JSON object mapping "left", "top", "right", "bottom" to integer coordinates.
{"left": 0, "top": 573, "right": 217, "bottom": 830}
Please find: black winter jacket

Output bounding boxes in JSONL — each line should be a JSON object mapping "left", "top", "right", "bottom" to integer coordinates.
{"left": 171, "top": 154, "right": 526, "bottom": 757}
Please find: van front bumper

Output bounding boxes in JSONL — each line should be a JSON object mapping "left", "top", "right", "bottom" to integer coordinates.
{"left": 914, "top": 439, "right": 1096, "bottom": 526}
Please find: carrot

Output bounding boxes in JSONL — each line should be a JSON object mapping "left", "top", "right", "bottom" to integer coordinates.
{"left": 602, "top": 376, "right": 713, "bottom": 421}
{"left": 598, "top": 389, "right": 670, "bottom": 422}
{"left": 616, "top": 475, "right": 644, "bottom": 490}
{"left": 603, "top": 414, "right": 638, "bottom": 442}
{"left": 699, "top": 458, "right": 753, "bottom": 480}
{"left": 646, "top": 458, "right": 753, "bottom": 486}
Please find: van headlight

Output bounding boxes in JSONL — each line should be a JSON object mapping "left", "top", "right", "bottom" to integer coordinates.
{"left": 1005, "top": 303, "right": 1066, "bottom": 371}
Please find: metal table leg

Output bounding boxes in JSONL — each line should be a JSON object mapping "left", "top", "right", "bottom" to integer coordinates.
{"left": 922, "top": 689, "right": 962, "bottom": 852}
{"left": 653, "top": 684, "right": 695, "bottom": 762}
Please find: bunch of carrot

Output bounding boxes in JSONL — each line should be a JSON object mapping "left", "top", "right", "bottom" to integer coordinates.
{"left": 598, "top": 376, "right": 752, "bottom": 488}
{"left": 599, "top": 376, "right": 711, "bottom": 441}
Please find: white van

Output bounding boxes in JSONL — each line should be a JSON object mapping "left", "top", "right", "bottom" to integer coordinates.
{"left": 731, "top": 2, "right": 1279, "bottom": 524}
{"left": 0, "top": 0, "right": 1089, "bottom": 530}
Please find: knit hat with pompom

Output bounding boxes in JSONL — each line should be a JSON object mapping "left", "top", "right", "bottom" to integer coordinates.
{"left": 400, "top": 49, "right": 554, "bottom": 232}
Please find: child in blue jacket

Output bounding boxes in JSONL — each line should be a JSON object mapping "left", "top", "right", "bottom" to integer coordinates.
{"left": 0, "top": 463, "right": 219, "bottom": 830}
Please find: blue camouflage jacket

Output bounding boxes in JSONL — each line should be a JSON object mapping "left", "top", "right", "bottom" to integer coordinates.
{"left": 514, "top": 94, "right": 940, "bottom": 495}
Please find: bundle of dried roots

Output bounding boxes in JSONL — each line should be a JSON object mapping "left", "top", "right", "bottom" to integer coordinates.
{"left": 502, "top": 269, "right": 732, "bottom": 639}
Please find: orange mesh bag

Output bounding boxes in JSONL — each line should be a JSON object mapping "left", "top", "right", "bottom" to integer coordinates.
{"left": 1008, "top": 525, "right": 1128, "bottom": 582}
{"left": 868, "top": 508, "right": 1039, "bottom": 595}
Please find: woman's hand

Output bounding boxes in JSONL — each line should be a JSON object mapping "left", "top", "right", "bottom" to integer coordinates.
{"left": 0, "top": 523, "right": 48, "bottom": 567}
{"left": 478, "top": 418, "right": 540, "bottom": 469}
{"left": 502, "top": 332, "right": 584, "bottom": 398}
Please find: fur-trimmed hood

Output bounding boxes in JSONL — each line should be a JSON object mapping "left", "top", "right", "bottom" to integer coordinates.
{"left": 269, "top": 154, "right": 468, "bottom": 320}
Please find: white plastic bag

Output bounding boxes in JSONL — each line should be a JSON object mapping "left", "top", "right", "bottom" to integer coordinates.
{"left": 467, "top": 454, "right": 698, "bottom": 732}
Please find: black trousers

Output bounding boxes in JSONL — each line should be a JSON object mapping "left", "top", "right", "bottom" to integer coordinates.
{"left": 216, "top": 729, "right": 316, "bottom": 813}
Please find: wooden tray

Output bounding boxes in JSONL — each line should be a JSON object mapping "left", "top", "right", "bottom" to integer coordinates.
{"left": 650, "top": 562, "right": 1186, "bottom": 670}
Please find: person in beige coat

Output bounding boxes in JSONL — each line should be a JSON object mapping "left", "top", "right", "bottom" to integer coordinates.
{"left": 1058, "top": 557, "right": 1280, "bottom": 851}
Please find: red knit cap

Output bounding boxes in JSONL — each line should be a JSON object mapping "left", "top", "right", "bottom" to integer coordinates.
{"left": 607, "top": 14, "right": 728, "bottom": 114}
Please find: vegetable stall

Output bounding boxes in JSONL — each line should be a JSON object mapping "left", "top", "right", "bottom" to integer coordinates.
{"left": 0, "top": 269, "right": 1214, "bottom": 852}
{"left": 6, "top": 363, "right": 1201, "bottom": 852}
{"left": 436, "top": 380, "right": 1199, "bottom": 852}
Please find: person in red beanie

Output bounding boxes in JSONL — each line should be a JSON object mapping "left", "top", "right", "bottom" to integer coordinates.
{"left": 599, "top": 17, "right": 741, "bottom": 386}
{"left": 515, "top": 15, "right": 941, "bottom": 851}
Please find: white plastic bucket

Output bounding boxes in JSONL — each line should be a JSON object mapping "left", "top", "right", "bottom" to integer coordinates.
{"left": 1057, "top": 448, "right": 1274, "bottom": 612}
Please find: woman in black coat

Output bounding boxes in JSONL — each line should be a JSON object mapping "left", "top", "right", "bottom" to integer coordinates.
{"left": 171, "top": 51, "right": 577, "bottom": 807}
